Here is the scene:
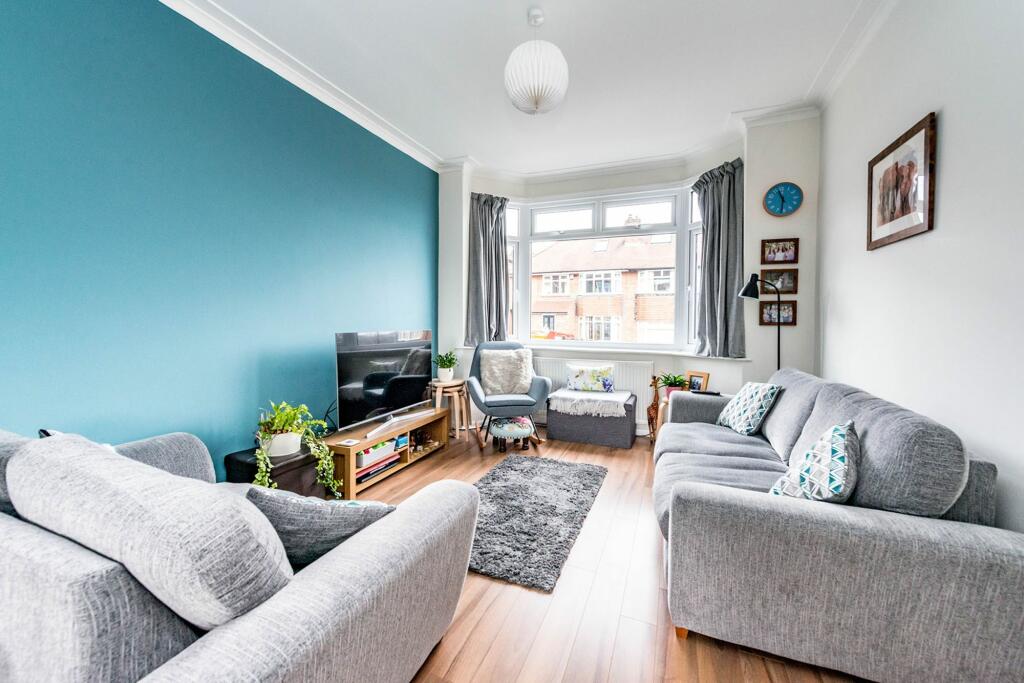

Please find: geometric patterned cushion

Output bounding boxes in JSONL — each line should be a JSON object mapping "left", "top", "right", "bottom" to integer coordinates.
{"left": 716, "top": 382, "right": 783, "bottom": 436}
{"left": 770, "top": 420, "right": 859, "bottom": 502}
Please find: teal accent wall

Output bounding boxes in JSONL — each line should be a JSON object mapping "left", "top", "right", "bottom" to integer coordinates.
{"left": 0, "top": 1, "right": 438, "bottom": 478}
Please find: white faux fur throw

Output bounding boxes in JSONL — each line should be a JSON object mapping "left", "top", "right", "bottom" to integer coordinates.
{"left": 547, "top": 389, "right": 631, "bottom": 418}
{"left": 480, "top": 348, "right": 534, "bottom": 395}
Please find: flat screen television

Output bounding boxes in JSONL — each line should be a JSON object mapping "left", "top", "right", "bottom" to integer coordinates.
{"left": 335, "top": 330, "right": 433, "bottom": 431}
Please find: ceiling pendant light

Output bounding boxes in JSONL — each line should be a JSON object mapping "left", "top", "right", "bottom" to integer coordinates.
{"left": 504, "top": 7, "right": 569, "bottom": 115}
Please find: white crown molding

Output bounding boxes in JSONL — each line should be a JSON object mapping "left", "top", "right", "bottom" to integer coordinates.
{"left": 812, "top": 0, "right": 899, "bottom": 105}
{"left": 730, "top": 104, "right": 821, "bottom": 132}
{"left": 437, "top": 156, "right": 479, "bottom": 174}
{"left": 159, "top": 0, "right": 443, "bottom": 170}
{"left": 469, "top": 132, "right": 743, "bottom": 185}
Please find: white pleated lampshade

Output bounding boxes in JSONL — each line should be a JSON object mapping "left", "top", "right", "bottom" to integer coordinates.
{"left": 504, "top": 39, "right": 569, "bottom": 115}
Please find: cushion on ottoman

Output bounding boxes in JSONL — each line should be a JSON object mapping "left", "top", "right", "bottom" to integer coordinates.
{"left": 7, "top": 435, "right": 292, "bottom": 629}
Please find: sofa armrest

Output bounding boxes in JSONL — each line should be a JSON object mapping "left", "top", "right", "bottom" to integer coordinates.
{"left": 145, "top": 480, "right": 479, "bottom": 683}
{"left": 115, "top": 433, "right": 215, "bottom": 483}
{"left": 666, "top": 391, "right": 730, "bottom": 424}
{"left": 666, "top": 482, "right": 1024, "bottom": 682}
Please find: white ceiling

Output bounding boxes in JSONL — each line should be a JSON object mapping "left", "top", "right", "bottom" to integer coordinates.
{"left": 168, "top": 0, "right": 887, "bottom": 176}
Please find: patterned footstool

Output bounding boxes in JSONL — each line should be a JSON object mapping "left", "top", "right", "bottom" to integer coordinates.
{"left": 488, "top": 417, "right": 534, "bottom": 453}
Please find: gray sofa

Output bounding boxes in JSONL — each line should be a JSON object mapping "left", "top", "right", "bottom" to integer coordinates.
{"left": 653, "top": 369, "right": 1024, "bottom": 682}
{"left": 0, "top": 431, "right": 479, "bottom": 683}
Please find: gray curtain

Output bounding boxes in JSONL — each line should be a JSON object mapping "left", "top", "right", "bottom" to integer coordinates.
{"left": 694, "top": 158, "right": 745, "bottom": 358}
{"left": 465, "top": 192, "right": 510, "bottom": 346}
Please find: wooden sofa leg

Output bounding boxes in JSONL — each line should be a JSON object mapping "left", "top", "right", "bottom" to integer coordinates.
{"left": 674, "top": 627, "right": 689, "bottom": 639}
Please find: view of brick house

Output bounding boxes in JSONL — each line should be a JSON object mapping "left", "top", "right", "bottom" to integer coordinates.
{"left": 529, "top": 234, "right": 676, "bottom": 343}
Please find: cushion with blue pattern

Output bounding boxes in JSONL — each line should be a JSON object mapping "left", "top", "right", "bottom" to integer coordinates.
{"left": 716, "top": 382, "right": 782, "bottom": 436}
{"left": 770, "top": 420, "right": 859, "bottom": 502}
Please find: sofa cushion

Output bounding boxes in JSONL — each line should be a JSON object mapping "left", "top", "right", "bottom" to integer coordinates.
{"left": 114, "top": 432, "right": 216, "bottom": 483}
{"left": 0, "top": 429, "right": 31, "bottom": 515}
{"left": 654, "top": 422, "right": 781, "bottom": 465}
{"left": 0, "top": 513, "right": 197, "bottom": 681}
{"left": 245, "top": 487, "right": 394, "bottom": 566}
{"left": 653, "top": 453, "right": 786, "bottom": 537}
{"left": 761, "top": 368, "right": 827, "bottom": 463}
{"left": 791, "top": 383, "right": 967, "bottom": 517}
{"left": 716, "top": 382, "right": 783, "bottom": 436}
{"left": 770, "top": 420, "right": 860, "bottom": 503}
{"left": 941, "top": 460, "right": 998, "bottom": 527}
{"left": 7, "top": 435, "right": 293, "bottom": 629}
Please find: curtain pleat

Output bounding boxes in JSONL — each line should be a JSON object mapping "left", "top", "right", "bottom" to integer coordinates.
{"left": 464, "top": 192, "right": 509, "bottom": 346}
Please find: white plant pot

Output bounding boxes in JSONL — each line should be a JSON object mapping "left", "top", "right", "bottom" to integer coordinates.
{"left": 437, "top": 367, "right": 455, "bottom": 382}
{"left": 264, "top": 432, "right": 302, "bottom": 457}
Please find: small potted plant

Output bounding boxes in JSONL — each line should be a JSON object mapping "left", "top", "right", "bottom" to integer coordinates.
{"left": 253, "top": 401, "right": 340, "bottom": 497}
{"left": 434, "top": 350, "right": 458, "bottom": 382}
{"left": 659, "top": 373, "right": 689, "bottom": 398}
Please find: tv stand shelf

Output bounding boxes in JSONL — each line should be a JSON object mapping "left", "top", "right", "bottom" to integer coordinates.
{"left": 324, "top": 407, "right": 449, "bottom": 500}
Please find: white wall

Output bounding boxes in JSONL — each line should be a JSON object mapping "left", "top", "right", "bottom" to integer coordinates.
{"left": 437, "top": 162, "right": 473, "bottom": 353}
{"left": 818, "top": 0, "right": 1024, "bottom": 530}
{"left": 743, "top": 115, "right": 821, "bottom": 382}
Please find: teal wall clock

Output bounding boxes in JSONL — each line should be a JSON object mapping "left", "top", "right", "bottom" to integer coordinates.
{"left": 763, "top": 181, "right": 804, "bottom": 217}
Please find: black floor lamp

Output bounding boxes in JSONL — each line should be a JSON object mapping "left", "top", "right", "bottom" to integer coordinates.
{"left": 739, "top": 273, "right": 781, "bottom": 371}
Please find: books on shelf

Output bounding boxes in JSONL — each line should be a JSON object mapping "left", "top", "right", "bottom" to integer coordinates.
{"left": 356, "top": 454, "right": 401, "bottom": 484}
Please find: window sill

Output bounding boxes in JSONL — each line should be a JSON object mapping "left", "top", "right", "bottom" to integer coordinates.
{"left": 457, "top": 344, "right": 750, "bottom": 362}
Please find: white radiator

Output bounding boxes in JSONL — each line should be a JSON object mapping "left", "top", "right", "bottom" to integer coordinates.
{"left": 533, "top": 357, "right": 655, "bottom": 435}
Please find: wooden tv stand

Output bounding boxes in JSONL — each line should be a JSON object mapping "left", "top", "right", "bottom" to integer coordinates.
{"left": 323, "top": 408, "right": 450, "bottom": 500}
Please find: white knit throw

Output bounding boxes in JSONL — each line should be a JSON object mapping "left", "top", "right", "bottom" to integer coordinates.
{"left": 547, "top": 389, "right": 631, "bottom": 418}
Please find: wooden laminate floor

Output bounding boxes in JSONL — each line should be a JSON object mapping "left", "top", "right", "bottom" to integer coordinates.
{"left": 366, "top": 429, "right": 856, "bottom": 683}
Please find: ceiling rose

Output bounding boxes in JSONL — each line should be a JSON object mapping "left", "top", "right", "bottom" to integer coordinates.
{"left": 504, "top": 8, "right": 569, "bottom": 115}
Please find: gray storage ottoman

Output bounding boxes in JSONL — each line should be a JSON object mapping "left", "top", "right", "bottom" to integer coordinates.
{"left": 546, "top": 394, "right": 637, "bottom": 448}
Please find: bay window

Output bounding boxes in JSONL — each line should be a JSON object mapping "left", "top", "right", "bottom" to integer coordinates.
{"left": 505, "top": 184, "right": 703, "bottom": 349}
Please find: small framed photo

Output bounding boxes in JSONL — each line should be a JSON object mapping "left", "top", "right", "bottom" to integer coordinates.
{"left": 760, "top": 301, "right": 797, "bottom": 326}
{"left": 868, "top": 112, "right": 936, "bottom": 250}
{"left": 685, "top": 371, "right": 710, "bottom": 392}
{"left": 761, "top": 238, "right": 799, "bottom": 264}
{"left": 760, "top": 268, "right": 798, "bottom": 295}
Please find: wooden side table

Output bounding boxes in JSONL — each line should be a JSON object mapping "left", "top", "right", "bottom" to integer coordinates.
{"left": 431, "top": 379, "right": 472, "bottom": 440}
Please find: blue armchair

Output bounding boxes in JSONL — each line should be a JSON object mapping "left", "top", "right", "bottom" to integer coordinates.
{"left": 466, "top": 341, "right": 551, "bottom": 445}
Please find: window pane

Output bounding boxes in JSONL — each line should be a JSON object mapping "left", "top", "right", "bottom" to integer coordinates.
{"left": 689, "top": 191, "right": 701, "bottom": 224}
{"left": 604, "top": 199, "right": 674, "bottom": 228}
{"left": 506, "top": 207, "right": 519, "bottom": 237}
{"left": 506, "top": 243, "right": 517, "bottom": 336}
{"left": 533, "top": 207, "right": 592, "bottom": 234}
{"left": 530, "top": 234, "right": 676, "bottom": 343}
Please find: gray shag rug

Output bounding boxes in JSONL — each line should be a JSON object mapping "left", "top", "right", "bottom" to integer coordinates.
{"left": 470, "top": 455, "right": 607, "bottom": 592}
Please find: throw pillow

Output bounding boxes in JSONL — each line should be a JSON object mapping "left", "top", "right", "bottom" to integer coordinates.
{"left": 716, "top": 382, "right": 783, "bottom": 435}
{"left": 770, "top": 420, "right": 860, "bottom": 502}
{"left": 369, "top": 360, "right": 401, "bottom": 374}
{"left": 245, "top": 487, "right": 395, "bottom": 566}
{"left": 400, "top": 348, "right": 432, "bottom": 376}
{"left": 480, "top": 348, "right": 534, "bottom": 395}
{"left": 6, "top": 435, "right": 292, "bottom": 630}
{"left": 565, "top": 363, "right": 614, "bottom": 392}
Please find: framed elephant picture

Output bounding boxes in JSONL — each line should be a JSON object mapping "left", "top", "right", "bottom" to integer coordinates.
{"left": 867, "top": 112, "right": 936, "bottom": 250}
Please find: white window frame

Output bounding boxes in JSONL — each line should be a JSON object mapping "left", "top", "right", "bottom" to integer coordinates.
{"left": 541, "top": 273, "right": 570, "bottom": 295}
{"left": 578, "top": 315, "right": 620, "bottom": 342}
{"left": 509, "top": 183, "right": 702, "bottom": 351}
{"left": 581, "top": 270, "right": 621, "bottom": 295}
{"left": 638, "top": 268, "right": 675, "bottom": 294}
{"left": 540, "top": 313, "right": 556, "bottom": 330}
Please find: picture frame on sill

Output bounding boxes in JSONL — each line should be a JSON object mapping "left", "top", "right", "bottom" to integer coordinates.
{"left": 684, "top": 371, "right": 710, "bottom": 392}
{"left": 760, "top": 268, "right": 798, "bottom": 295}
{"left": 867, "top": 112, "right": 936, "bottom": 251}
{"left": 760, "top": 301, "right": 797, "bottom": 326}
{"left": 760, "top": 238, "right": 799, "bottom": 264}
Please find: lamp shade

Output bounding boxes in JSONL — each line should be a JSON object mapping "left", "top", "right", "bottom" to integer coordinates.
{"left": 739, "top": 274, "right": 761, "bottom": 300}
{"left": 504, "top": 40, "right": 569, "bottom": 114}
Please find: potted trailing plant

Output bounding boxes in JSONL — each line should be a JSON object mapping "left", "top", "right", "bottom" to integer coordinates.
{"left": 434, "top": 350, "right": 458, "bottom": 382}
{"left": 253, "top": 401, "right": 340, "bottom": 497}
{"left": 659, "top": 373, "right": 689, "bottom": 398}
